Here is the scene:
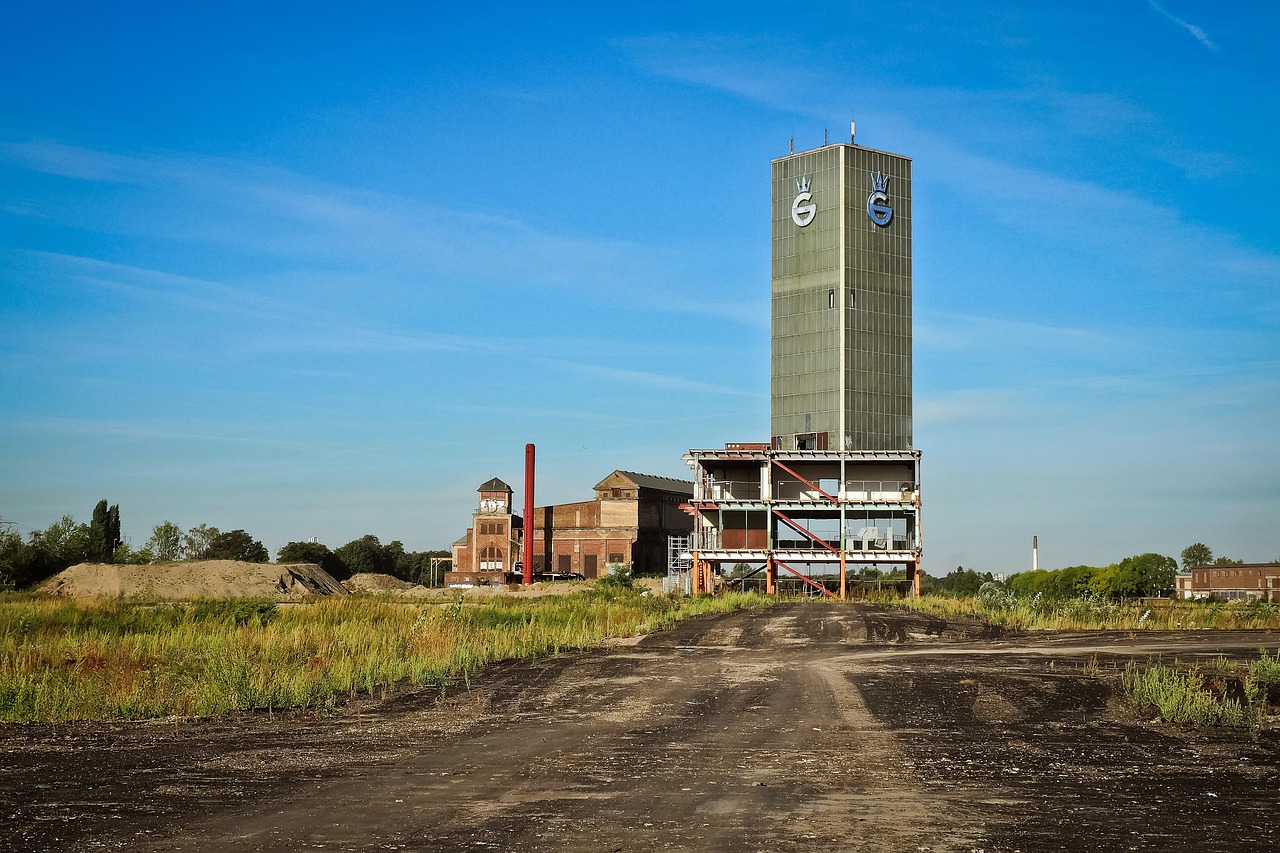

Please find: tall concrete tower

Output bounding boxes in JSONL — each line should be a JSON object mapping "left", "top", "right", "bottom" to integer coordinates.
{"left": 770, "top": 141, "right": 912, "bottom": 452}
{"left": 681, "top": 132, "right": 924, "bottom": 598}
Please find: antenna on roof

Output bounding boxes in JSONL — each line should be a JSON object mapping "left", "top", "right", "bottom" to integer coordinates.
{"left": 824, "top": 127, "right": 829, "bottom": 146}
{"left": 789, "top": 135, "right": 794, "bottom": 155}
{"left": 850, "top": 120, "right": 856, "bottom": 144}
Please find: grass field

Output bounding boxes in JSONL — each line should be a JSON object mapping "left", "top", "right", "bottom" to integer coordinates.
{"left": 892, "top": 593, "right": 1280, "bottom": 632}
{"left": 0, "top": 587, "right": 773, "bottom": 723}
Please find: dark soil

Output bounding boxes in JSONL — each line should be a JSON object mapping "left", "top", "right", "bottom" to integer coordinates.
{"left": 2, "top": 604, "right": 1277, "bottom": 852}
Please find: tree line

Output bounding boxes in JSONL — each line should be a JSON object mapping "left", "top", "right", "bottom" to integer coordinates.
{"left": 925, "top": 542, "right": 1279, "bottom": 601}
{"left": 1, "top": 502, "right": 447, "bottom": 589}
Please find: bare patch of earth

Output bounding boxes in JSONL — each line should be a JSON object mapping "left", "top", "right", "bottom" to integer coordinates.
{"left": 2, "top": 604, "right": 1277, "bottom": 852}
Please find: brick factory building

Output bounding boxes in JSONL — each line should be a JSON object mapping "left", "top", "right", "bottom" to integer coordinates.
{"left": 1181, "top": 564, "right": 1280, "bottom": 601}
{"left": 447, "top": 471, "right": 693, "bottom": 586}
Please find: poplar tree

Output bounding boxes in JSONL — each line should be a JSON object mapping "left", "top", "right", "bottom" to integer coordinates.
{"left": 88, "top": 500, "right": 122, "bottom": 563}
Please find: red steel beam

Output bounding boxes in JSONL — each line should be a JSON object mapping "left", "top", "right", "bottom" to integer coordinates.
{"left": 771, "top": 459, "right": 839, "bottom": 504}
{"left": 774, "top": 559, "right": 838, "bottom": 600}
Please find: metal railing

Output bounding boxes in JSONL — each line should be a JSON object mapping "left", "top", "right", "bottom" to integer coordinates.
{"left": 771, "top": 479, "right": 915, "bottom": 502}
{"left": 697, "top": 479, "right": 764, "bottom": 501}
{"left": 691, "top": 529, "right": 916, "bottom": 552}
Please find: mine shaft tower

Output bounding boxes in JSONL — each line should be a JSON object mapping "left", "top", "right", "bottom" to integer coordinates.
{"left": 682, "top": 127, "right": 922, "bottom": 597}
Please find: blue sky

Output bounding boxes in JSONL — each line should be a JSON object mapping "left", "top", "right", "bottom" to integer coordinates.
{"left": 2, "top": 1, "right": 1277, "bottom": 573}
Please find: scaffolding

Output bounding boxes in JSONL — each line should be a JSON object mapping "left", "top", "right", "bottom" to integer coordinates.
{"left": 666, "top": 535, "right": 692, "bottom": 594}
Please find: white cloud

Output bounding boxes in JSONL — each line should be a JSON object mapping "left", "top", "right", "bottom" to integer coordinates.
{"left": 4, "top": 249, "right": 491, "bottom": 356}
{"left": 0, "top": 139, "right": 758, "bottom": 328}
{"left": 1147, "top": 1, "right": 1220, "bottom": 52}
{"left": 538, "top": 357, "right": 764, "bottom": 398}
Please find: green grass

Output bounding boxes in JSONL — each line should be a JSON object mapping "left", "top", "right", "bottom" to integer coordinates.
{"left": 0, "top": 588, "right": 772, "bottom": 723}
{"left": 1121, "top": 656, "right": 1280, "bottom": 731}
{"left": 1119, "top": 650, "right": 1280, "bottom": 731}
{"left": 892, "top": 593, "right": 1280, "bottom": 631}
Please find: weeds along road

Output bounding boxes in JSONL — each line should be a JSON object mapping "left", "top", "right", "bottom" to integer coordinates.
{"left": 4, "top": 603, "right": 1279, "bottom": 852}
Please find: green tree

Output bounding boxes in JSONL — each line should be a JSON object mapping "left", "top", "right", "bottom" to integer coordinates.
{"left": 4, "top": 539, "right": 60, "bottom": 588}
{"left": 403, "top": 549, "right": 451, "bottom": 585}
{"left": 1124, "top": 552, "right": 1177, "bottom": 597}
{"left": 383, "top": 541, "right": 448, "bottom": 583}
{"left": 333, "top": 535, "right": 394, "bottom": 578}
{"left": 1, "top": 516, "right": 69, "bottom": 588}
{"left": 936, "top": 566, "right": 989, "bottom": 596}
{"left": 113, "top": 541, "right": 153, "bottom": 564}
{"left": 1180, "top": 543, "right": 1213, "bottom": 570}
{"left": 184, "top": 524, "right": 220, "bottom": 560}
{"left": 1212, "top": 556, "right": 1244, "bottom": 566}
{"left": 207, "top": 529, "right": 269, "bottom": 562}
{"left": 1055, "top": 565, "right": 1098, "bottom": 598}
{"left": 0, "top": 517, "right": 20, "bottom": 587}
{"left": 1087, "top": 564, "right": 1122, "bottom": 598}
{"left": 87, "top": 500, "right": 121, "bottom": 563}
{"left": 144, "top": 521, "right": 185, "bottom": 561}
{"left": 1008, "top": 569, "right": 1056, "bottom": 598}
{"left": 39, "top": 515, "right": 93, "bottom": 566}
{"left": 277, "top": 541, "right": 345, "bottom": 577}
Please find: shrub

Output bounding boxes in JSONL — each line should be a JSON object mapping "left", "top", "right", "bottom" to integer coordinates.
{"left": 1121, "top": 660, "right": 1254, "bottom": 729}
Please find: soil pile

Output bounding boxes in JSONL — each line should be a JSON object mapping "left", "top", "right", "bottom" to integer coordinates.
{"left": 342, "top": 573, "right": 419, "bottom": 593}
{"left": 37, "top": 561, "right": 349, "bottom": 600}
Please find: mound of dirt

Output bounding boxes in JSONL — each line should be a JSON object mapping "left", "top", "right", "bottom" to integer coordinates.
{"left": 37, "top": 560, "right": 349, "bottom": 600}
{"left": 342, "top": 573, "right": 419, "bottom": 593}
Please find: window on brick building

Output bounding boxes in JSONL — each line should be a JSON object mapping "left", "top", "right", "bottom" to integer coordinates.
{"left": 479, "top": 545, "right": 503, "bottom": 571}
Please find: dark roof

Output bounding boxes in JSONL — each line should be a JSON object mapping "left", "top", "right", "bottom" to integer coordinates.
{"left": 478, "top": 477, "right": 512, "bottom": 493}
{"left": 605, "top": 470, "right": 694, "bottom": 495}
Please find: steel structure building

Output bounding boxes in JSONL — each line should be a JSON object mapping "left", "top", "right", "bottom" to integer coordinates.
{"left": 682, "top": 131, "right": 922, "bottom": 596}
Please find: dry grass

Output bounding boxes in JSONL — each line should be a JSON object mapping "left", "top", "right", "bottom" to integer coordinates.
{"left": 0, "top": 588, "right": 772, "bottom": 723}
{"left": 892, "top": 594, "right": 1280, "bottom": 632}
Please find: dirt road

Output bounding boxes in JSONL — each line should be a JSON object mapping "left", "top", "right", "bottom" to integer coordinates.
{"left": 4, "top": 604, "right": 1278, "bottom": 852}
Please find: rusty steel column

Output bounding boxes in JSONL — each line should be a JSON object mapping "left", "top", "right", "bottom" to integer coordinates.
{"left": 766, "top": 555, "right": 776, "bottom": 595}
{"left": 523, "top": 443, "right": 534, "bottom": 586}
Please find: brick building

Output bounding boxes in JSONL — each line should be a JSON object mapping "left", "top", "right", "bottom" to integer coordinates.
{"left": 1185, "top": 564, "right": 1280, "bottom": 601}
{"left": 448, "top": 470, "right": 693, "bottom": 585}
{"left": 447, "top": 477, "right": 523, "bottom": 586}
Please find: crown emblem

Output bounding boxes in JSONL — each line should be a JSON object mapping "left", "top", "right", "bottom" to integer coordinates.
{"left": 870, "top": 170, "right": 890, "bottom": 194}
{"left": 795, "top": 174, "right": 811, "bottom": 194}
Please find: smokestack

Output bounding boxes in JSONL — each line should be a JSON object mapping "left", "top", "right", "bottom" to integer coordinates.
{"left": 1033, "top": 535, "right": 1039, "bottom": 572}
{"left": 523, "top": 444, "right": 535, "bottom": 585}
